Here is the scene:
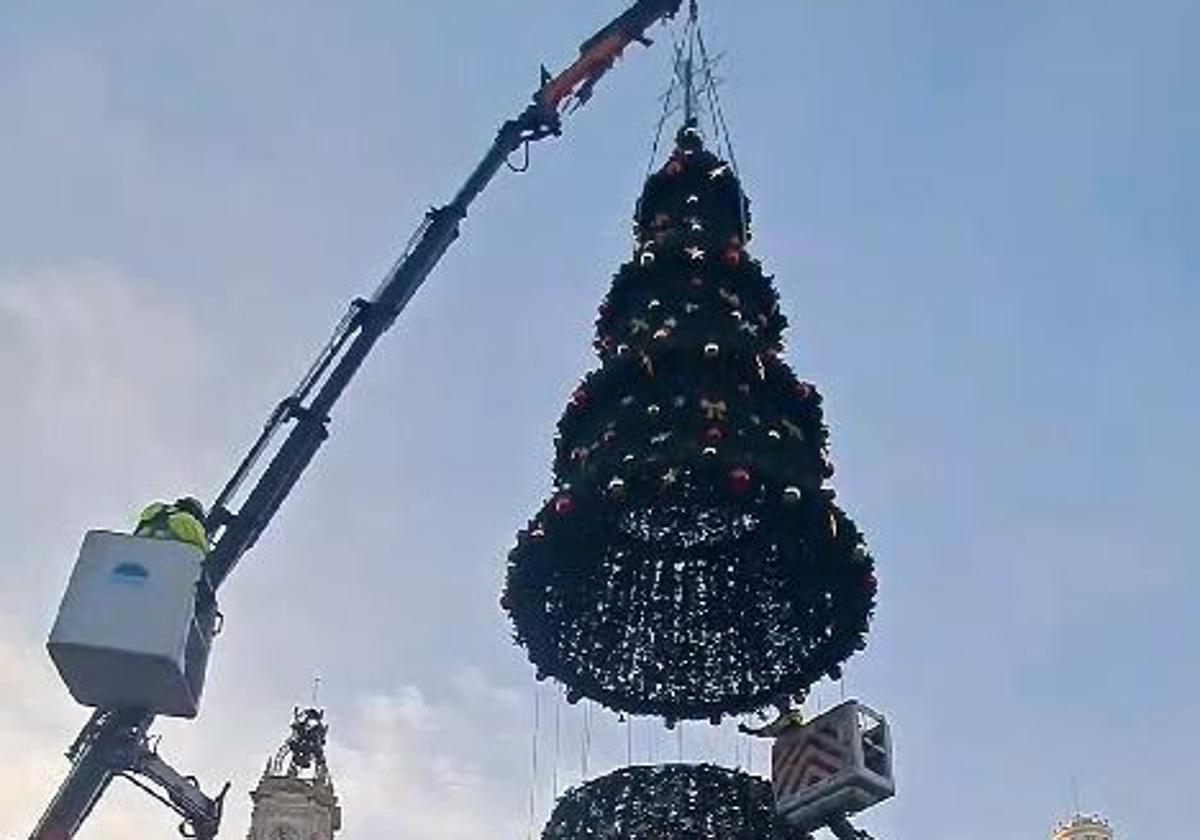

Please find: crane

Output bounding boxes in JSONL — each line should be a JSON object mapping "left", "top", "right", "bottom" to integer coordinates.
{"left": 29, "top": 2, "right": 682, "bottom": 837}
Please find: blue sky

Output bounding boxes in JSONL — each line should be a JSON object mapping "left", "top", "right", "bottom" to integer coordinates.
{"left": 1, "top": 2, "right": 1196, "bottom": 839}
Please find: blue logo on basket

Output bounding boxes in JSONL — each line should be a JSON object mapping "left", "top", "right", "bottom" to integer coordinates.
{"left": 111, "top": 562, "right": 150, "bottom": 585}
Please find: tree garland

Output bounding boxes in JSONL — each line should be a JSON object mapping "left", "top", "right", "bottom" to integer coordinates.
{"left": 542, "top": 764, "right": 808, "bottom": 840}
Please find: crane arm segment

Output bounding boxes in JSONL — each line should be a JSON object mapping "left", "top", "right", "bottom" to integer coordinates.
{"left": 538, "top": 0, "right": 683, "bottom": 115}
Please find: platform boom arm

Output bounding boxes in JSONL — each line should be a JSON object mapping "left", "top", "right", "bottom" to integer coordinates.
{"left": 29, "top": 3, "right": 680, "bottom": 838}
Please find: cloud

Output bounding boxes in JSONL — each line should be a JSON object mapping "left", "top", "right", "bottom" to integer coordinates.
{"left": 328, "top": 673, "right": 528, "bottom": 840}
{"left": 0, "top": 262, "right": 224, "bottom": 838}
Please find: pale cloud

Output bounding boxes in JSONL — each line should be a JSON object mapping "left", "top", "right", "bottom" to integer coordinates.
{"left": 328, "top": 675, "right": 527, "bottom": 840}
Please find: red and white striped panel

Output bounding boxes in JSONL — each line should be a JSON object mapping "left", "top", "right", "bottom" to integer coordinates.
{"left": 772, "top": 720, "right": 850, "bottom": 798}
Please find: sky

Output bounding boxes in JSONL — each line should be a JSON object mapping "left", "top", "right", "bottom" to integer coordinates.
{"left": 1, "top": 2, "right": 1197, "bottom": 839}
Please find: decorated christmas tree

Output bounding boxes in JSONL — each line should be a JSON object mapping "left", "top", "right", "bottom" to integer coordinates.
{"left": 503, "top": 121, "right": 876, "bottom": 723}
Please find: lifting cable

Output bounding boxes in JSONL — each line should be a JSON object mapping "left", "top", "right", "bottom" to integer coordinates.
{"left": 552, "top": 695, "right": 562, "bottom": 799}
{"left": 625, "top": 715, "right": 633, "bottom": 765}
{"left": 644, "top": 25, "right": 686, "bottom": 179}
{"left": 580, "top": 700, "right": 592, "bottom": 780}
{"left": 527, "top": 687, "right": 541, "bottom": 840}
{"left": 642, "top": 1, "right": 748, "bottom": 243}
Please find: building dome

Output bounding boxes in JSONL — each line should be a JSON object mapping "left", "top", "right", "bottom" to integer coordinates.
{"left": 1052, "top": 814, "right": 1114, "bottom": 840}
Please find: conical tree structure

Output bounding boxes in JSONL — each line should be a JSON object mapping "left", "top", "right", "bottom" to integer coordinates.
{"left": 504, "top": 124, "right": 877, "bottom": 721}
{"left": 542, "top": 764, "right": 807, "bottom": 840}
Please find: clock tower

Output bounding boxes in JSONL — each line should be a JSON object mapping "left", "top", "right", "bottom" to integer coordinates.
{"left": 247, "top": 708, "right": 342, "bottom": 840}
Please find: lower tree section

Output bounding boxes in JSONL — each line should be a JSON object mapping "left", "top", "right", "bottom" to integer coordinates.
{"left": 542, "top": 764, "right": 808, "bottom": 840}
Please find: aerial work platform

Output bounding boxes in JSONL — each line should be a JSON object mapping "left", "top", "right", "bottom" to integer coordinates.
{"left": 772, "top": 700, "right": 895, "bottom": 834}
{"left": 47, "top": 530, "right": 213, "bottom": 718}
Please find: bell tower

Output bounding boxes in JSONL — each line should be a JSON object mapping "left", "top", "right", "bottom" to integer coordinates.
{"left": 246, "top": 708, "right": 342, "bottom": 840}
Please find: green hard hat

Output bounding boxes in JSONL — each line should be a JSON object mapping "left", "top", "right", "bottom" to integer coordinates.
{"left": 175, "top": 496, "right": 206, "bottom": 521}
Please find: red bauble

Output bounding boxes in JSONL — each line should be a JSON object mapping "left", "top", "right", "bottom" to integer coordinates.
{"left": 723, "top": 248, "right": 742, "bottom": 267}
{"left": 703, "top": 426, "right": 723, "bottom": 444}
{"left": 864, "top": 573, "right": 878, "bottom": 595}
{"left": 554, "top": 495, "right": 575, "bottom": 515}
{"left": 728, "top": 467, "right": 753, "bottom": 495}
{"left": 665, "top": 159, "right": 684, "bottom": 176}
{"left": 570, "top": 388, "right": 588, "bottom": 408}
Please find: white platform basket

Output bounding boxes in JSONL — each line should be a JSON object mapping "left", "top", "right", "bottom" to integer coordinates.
{"left": 47, "top": 530, "right": 213, "bottom": 718}
{"left": 772, "top": 700, "right": 895, "bottom": 832}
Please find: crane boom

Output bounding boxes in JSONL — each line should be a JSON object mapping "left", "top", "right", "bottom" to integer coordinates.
{"left": 29, "top": 2, "right": 681, "bottom": 838}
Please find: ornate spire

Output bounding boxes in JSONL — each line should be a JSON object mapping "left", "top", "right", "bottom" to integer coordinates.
{"left": 247, "top": 708, "right": 341, "bottom": 840}
{"left": 269, "top": 707, "right": 331, "bottom": 782}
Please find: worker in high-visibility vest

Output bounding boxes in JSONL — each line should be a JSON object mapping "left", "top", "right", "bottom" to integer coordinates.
{"left": 134, "top": 497, "right": 210, "bottom": 553}
{"left": 740, "top": 696, "right": 805, "bottom": 738}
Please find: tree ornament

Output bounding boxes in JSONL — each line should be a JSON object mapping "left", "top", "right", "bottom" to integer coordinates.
{"left": 723, "top": 247, "right": 742, "bottom": 267}
{"left": 699, "top": 398, "right": 728, "bottom": 421}
{"left": 554, "top": 495, "right": 575, "bottom": 515}
{"left": 686, "top": 246, "right": 706, "bottom": 262}
{"left": 647, "top": 404, "right": 661, "bottom": 417}
{"left": 704, "top": 342, "right": 720, "bottom": 358}
{"left": 608, "top": 477, "right": 627, "bottom": 498}
{"left": 703, "top": 427, "right": 723, "bottom": 444}
{"left": 570, "top": 388, "right": 588, "bottom": 408}
{"left": 781, "top": 418, "right": 805, "bottom": 440}
{"left": 640, "top": 251, "right": 655, "bottom": 266}
{"left": 728, "top": 467, "right": 753, "bottom": 495}
{"left": 864, "top": 572, "right": 878, "bottom": 595}
{"left": 783, "top": 486, "right": 803, "bottom": 504}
